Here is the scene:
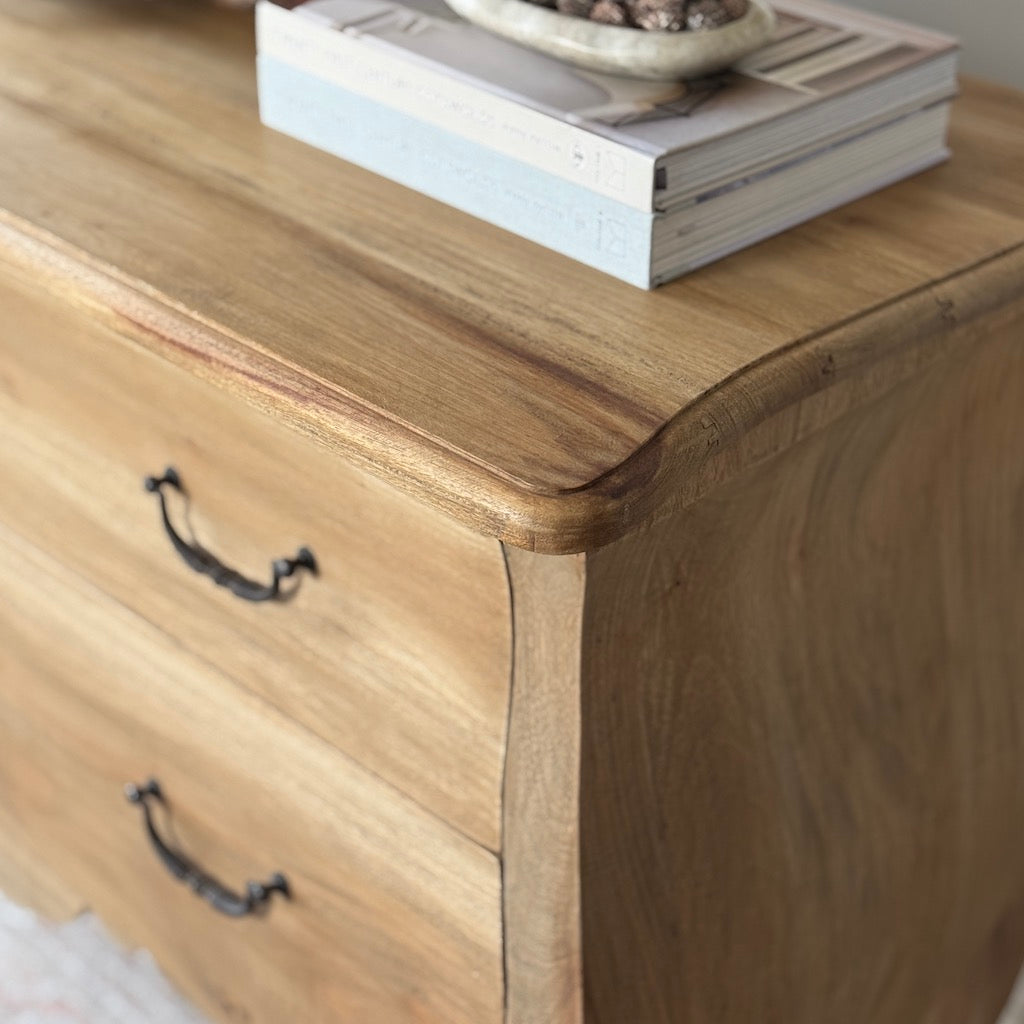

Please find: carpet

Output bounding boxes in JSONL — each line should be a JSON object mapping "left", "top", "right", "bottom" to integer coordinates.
{"left": 0, "top": 892, "right": 206, "bottom": 1024}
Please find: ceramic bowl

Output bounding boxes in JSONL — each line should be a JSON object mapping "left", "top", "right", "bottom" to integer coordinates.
{"left": 442, "top": 0, "right": 776, "bottom": 80}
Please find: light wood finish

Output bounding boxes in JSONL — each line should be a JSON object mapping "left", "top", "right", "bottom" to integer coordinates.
{"left": 498, "top": 282, "right": 1024, "bottom": 1024}
{"left": 2, "top": 3, "right": 1024, "bottom": 1023}
{"left": 502, "top": 547, "right": 586, "bottom": 1024}
{"left": 0, "top": 522, "right": 504, "bottom": 1024}
{"left": 571, "top": 312, "right": 1024, "bottom": 1024}
{"left": 0, "top": 806, "right": 85, "bottom": 924}
{"left": 0, "top": 1, "right": 1023, "bottom": 550}
{"left": 0, "top": 252, "right": 511, "bottom": 851}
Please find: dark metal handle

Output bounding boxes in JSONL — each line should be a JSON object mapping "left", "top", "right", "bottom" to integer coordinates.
{"left": 125, "top": 779, "right": 290, "bottom": 918}
{"left": 144, "top": 467, "right": 317, "bottom": 602}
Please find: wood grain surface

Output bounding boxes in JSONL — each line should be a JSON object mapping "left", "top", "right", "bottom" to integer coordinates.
{"left": 2, "top": 4, "right": 1023, "bottom": 1023}
{"left": 0, "top": 0, "right": 1021, "bottom": 550}
{"left": 502, "top": 547, "right": 586, "bottom": 1024}
{"left": 577, "top": 307, "right": 1024, "bottom": 1024}
{"left": 0, "top": 522, "right": 504, "bottom": 1024}
{"left": 0, "top": 812, "right": 84, "bottom": 925}
{"left": 0, "top": 250, "right": 512, "bottom": 852}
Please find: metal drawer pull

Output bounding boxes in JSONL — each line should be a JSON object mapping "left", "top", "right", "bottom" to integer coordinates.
{"left": 144, "top": 466, "right": 317, "bottom": 602}
{"left": 125, "top": 779, "right": 290, "bottom": 918}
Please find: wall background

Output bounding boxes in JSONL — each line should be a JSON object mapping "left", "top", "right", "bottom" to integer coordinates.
{"left": 844, "top": 0, "right": 1024, "bottom": 88}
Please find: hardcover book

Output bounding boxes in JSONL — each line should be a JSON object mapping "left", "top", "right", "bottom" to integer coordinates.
{"left": 258, "top": 54, "right": 949, "bottom": 287}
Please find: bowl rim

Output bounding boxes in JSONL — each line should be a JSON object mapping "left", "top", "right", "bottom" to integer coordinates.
{"left": 442, "top": 0, "right": 777, "bottom": 79}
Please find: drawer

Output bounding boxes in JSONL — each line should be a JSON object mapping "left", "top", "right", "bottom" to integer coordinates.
{"left": 0, "top": 257, "right": 512, "bottom": 850}
{"left": 0, "top": 523, "right": 504, "bottom": 1024}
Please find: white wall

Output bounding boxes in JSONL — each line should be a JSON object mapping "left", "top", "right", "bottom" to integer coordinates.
{"left": 843, "top": 0, "right": 1024, "bottom": 88}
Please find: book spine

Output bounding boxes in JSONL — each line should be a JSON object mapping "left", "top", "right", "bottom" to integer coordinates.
{"left": 257, "top": 55, "right": 654, "bottom": 288}
{"left": 256, "top": 0, "right": 658, "bottom": 213}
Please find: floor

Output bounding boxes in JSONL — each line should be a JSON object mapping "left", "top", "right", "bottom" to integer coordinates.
{"left": 0, "top": 891, "right": 205, "bottom": 1024}
{"left": 2, "top": 888, "right": 1024, "bottom": 1023}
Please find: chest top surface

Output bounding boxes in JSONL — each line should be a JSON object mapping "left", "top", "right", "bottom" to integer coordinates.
{"left": 1, "top": 0, "right": 1022, "bottom": 552}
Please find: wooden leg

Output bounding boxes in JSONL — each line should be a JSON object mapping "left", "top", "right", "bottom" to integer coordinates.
{"left": 924, "top": 898, "right": 1024, "bottom": 1024}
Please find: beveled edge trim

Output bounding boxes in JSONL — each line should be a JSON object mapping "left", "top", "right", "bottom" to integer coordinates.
{"left": 2, "top": 209, "right": 1021, "bottom": 555}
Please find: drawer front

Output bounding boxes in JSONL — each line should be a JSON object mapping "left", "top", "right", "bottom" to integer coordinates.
{"left": 0, "top": 256, "right": 511, "bottom": 850}
{"left": 0, "top": 524, "right": 504, "bottom": 1024}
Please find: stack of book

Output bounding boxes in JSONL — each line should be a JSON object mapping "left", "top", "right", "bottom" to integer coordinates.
{"left": 256, "top": 0, "right": 958, "bottom": 288}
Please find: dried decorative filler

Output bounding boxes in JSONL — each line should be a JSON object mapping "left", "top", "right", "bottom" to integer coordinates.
{"left": 534, "top": 0, "right": 749, "bottom": 30}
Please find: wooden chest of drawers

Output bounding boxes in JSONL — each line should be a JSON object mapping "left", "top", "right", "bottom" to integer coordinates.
{"left": 1, "top": 3, "right": 1023, "bottom": 1024}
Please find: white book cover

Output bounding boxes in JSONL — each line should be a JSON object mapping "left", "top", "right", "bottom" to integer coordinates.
{"left": 258, "top": 0, "right": 957, "bottom": 209}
